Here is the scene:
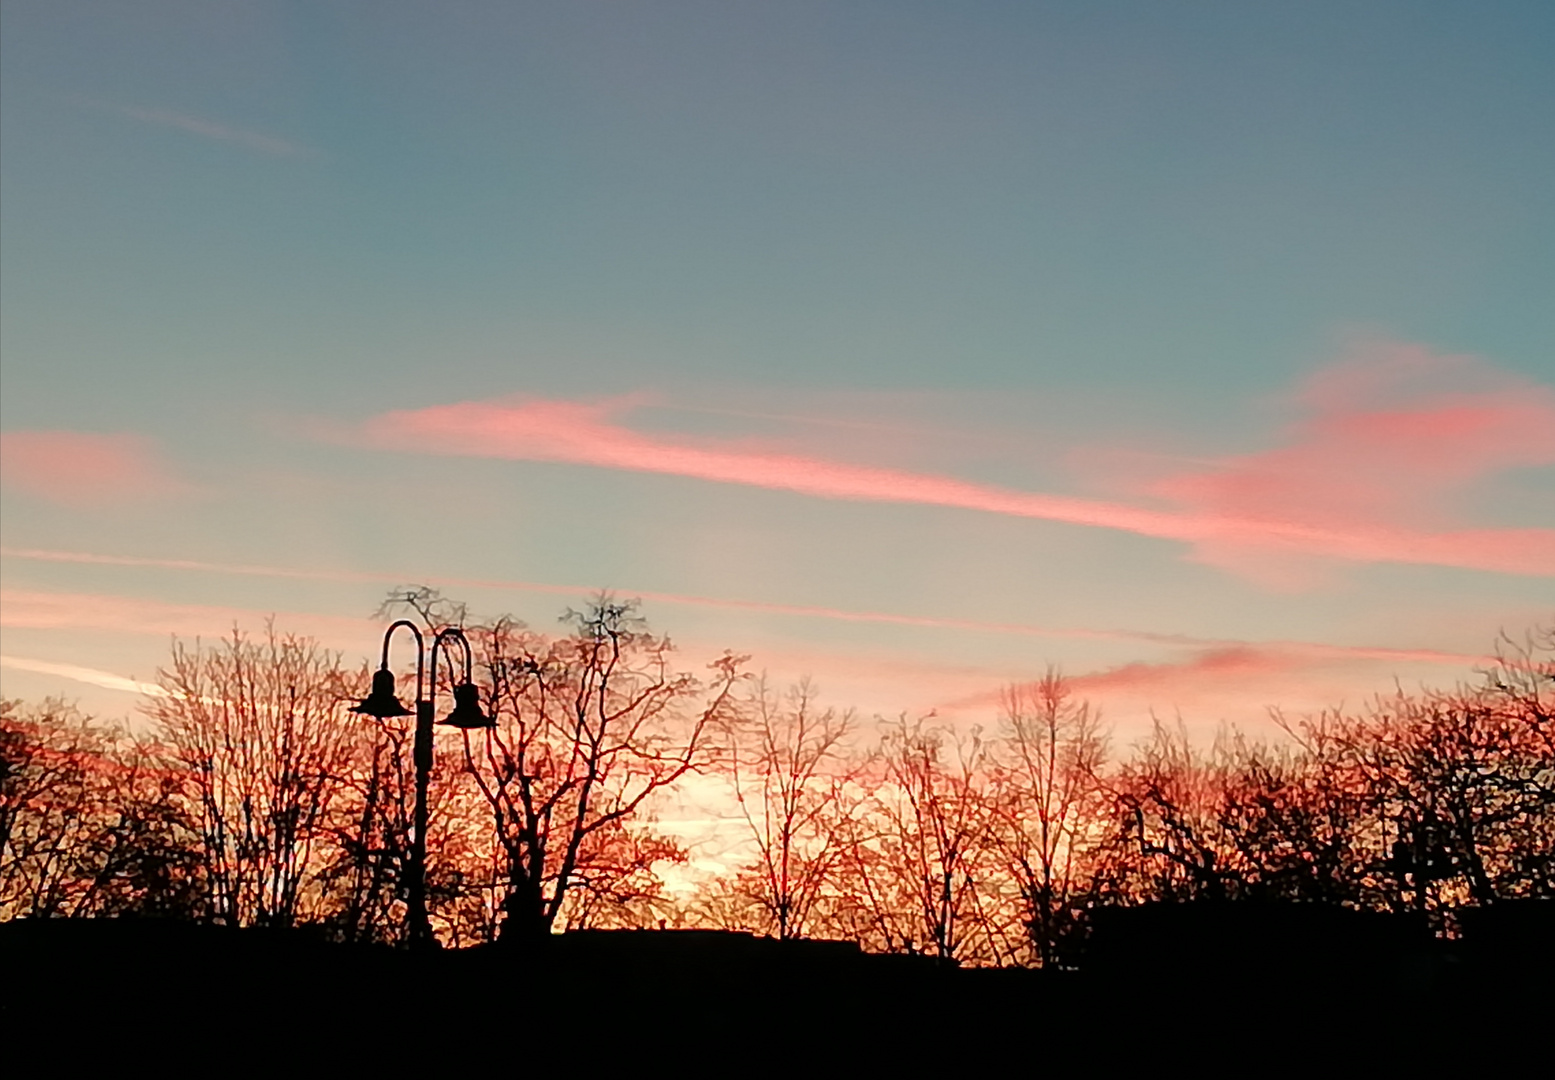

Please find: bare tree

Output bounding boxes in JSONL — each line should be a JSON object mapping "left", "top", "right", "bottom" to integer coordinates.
{"left": 841, "top": 717, "right": 998, "bottom": 963}
{"left": 10, "top": 601, "right": 1544, "bottom": 965}
{"left": 1106, "top": 721, "right": 1248, "bottom": 903}
{"left": 1, "top": 698, "right": 120, "bottom": 918}
{"left": 1, "top": 699, "right": 199, "bottom": 919}
{"left": 1101, "top": 627, "right": 1555, "bottom": 918}
{"left": 1308, "top": 636, "right": 1555, "bottom": 912}
{"left": 1253, "top": 745, "right": 1368, "bottom": 903}
{"left": 460, "top": 598, "right": 746, "bottom": 942}
{"left": 146, "top": 624, "right": 358, "bottom": 927}
{"left": 314, "top": 712, "right": 419, "bottom": 943}
{"left": 988, "top": 672, "right": 1109, "bottom": 967}
{"left": 720, "top": 677, "right": 865, "bottom": 940}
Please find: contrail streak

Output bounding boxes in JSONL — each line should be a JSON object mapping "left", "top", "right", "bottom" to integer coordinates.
{"left": 0, "top": 654, "right": 169, "bottom": 697}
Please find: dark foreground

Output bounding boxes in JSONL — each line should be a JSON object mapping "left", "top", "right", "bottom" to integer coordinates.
{"left": 3, "top": 903, "right": 1549, "bottom": 1066}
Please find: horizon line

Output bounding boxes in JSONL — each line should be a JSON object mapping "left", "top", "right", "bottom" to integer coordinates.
{"left": 0, "top": 545, "right": 1493, "bottom": 668}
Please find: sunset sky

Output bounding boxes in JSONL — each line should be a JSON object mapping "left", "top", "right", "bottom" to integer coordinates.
{"left": 2, "top": 1, "right": 1552, "bottom": 743}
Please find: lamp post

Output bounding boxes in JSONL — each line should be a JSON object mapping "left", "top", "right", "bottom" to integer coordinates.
{"left": 352, "top": 619, "right": 492, "bottom": 948}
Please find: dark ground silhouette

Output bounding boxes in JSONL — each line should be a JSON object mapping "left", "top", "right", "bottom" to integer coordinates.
{"left": 4, "top": 901, "right": 1548, "bottom": 1066}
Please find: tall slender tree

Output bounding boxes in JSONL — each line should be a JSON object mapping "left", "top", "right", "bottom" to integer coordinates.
{"left": 988, "top": 672, "right": 1109, "bottom": 966}
{"left": 721, "top": 677, "right": 865, "bottom": 940}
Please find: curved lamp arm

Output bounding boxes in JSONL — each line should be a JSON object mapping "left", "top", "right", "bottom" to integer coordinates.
{"left": 380, "top": 619, "right": 427, "bottom": 703}
{"left": 430, "top": 626, "right": 474, "bottom": 691}
{"left": 431, "top": 626, "right": 491, "bottom": 730}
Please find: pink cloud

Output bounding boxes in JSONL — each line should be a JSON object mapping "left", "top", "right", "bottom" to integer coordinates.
{"left": 717, "top": 633, "right": 1494, "bottom": 738}
{"left": 1057, "top": 643, "right": 1438, "bottom": 728}
{"left": 0, "top": 431, "right": 187, "bottom": 506}
{"left": 1146, "top": 343, "right": 1555, "bottom": 579}
{"left": 356, "top": 348, "right": 1555, "bottom": 578}
{"left": 940, "top": 636, "right": 1497, "bottom": 738}
{"left": 1066, "top": 647, "right": 1309, "bottom": 696}
{"left": 951, "top": 638, "right": 1489, "bottom": 708}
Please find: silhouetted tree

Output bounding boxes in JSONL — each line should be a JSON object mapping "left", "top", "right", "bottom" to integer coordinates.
{"left": 1, "top": 699, "right": 199, "bottom": 918}
{"left": 1106, "top": 722, "right": 1247, "bottom": 903}
{"left": 146, "top": 624, "right": 358, "bottom": 927}
{"left": 7, "top": 604, "right": 1547, "bottom": 967}
{"left": 718, "top": 677, "right": 866, "bottom": 940}
{"left": 1289, "top": 629, "right": 1555, "bottom": 913}
{"left": 1, "top": 699, "right": 126, "bottom": 918}
{"left": 840, "top": 717, "right": 999, "bottom": 963}
{"left": 458, "top": 598, "right": 746, "bottom": 942}
{"left": 987, "top": 672, "right": 1110, "bottom": 966}
{"left": 1100, "top": 626, "right": 1554, "bottom": 920}
{"left": 1214, "top": 728, "right": 1375, "bottom": 906}
{"left": 313, "top": 711, "right": 419, "bottom": 943}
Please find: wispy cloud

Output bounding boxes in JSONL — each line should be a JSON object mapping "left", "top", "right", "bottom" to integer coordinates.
{"left": 0, "top": 654, "right": 168, "bottom": 698}
{"left": 0, "top": 547, "right": 1492, "bottom": 669}
{"left": 0, "top": 588, "right": 377, "bottom": 650}
{"left": 1065, "top": 646, "right": 1315, "bottom": 696}
{"left": 0, "top": 655, "right": 296, "bottom": 711}
{"left": 949, "top": 639, "right": 1491, "bottom": 710}
{"left": 0, "top": 431, "right": 189, "bottom": 506}
{"left": 92, "top": 100, "right": 309, "bottom": 157}
{"left": 352, "top": 346, "right": 1554, "bottom": 579}
{"left": 938, "top": 637, "right": 1496, "bottom": 733}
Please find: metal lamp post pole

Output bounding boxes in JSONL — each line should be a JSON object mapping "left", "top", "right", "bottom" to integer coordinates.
{"left": 407, "top": 670, "right": 435, "bottom": 946}
{"left": 353, "top": 618, "right": 489, "bottom": 950}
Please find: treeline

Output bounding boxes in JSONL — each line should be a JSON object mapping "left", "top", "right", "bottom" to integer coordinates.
{"left": 3, "top": 592, "right": 1551, "bottom": 965}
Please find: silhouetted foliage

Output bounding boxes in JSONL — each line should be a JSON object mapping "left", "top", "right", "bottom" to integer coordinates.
{"left": 4, "top": 607, "right": 1550, "bottom": 971}
{"left": 1, "top": 699, "right": 200, "bottom": 919}
{"left": 365, "top": 590, "right": 750, "bottom": 942}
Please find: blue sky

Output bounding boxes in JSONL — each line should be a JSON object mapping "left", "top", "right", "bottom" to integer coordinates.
{"left": 2, "top": 1, "right": 1551, "bottom": 731}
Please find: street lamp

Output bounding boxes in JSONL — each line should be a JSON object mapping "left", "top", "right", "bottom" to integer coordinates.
{"left": 352, "top": 619, "right": 492, "bottom": 948}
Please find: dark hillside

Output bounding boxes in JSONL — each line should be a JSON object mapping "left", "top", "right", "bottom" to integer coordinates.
{"left": 4, "top": 904, "right": 1549, "bottom": 1065}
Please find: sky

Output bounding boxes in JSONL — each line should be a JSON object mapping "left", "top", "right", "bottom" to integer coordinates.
{"left": 2, "top": 0, "right": 1552, "bottom": 745}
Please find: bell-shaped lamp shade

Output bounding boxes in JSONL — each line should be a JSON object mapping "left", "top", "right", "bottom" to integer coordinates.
{"left": 440, "top": 682, "right": 492, "bottom": 729}
{"left": 352, "top": 668, "right": 414, "bottom": 719}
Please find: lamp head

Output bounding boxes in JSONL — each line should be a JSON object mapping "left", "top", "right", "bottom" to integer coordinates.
{"left": 440, "top": 681, "right": 493, "bottom": 729}
{"left": 352, "top": 668, "right": 414, "bottom": 719}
